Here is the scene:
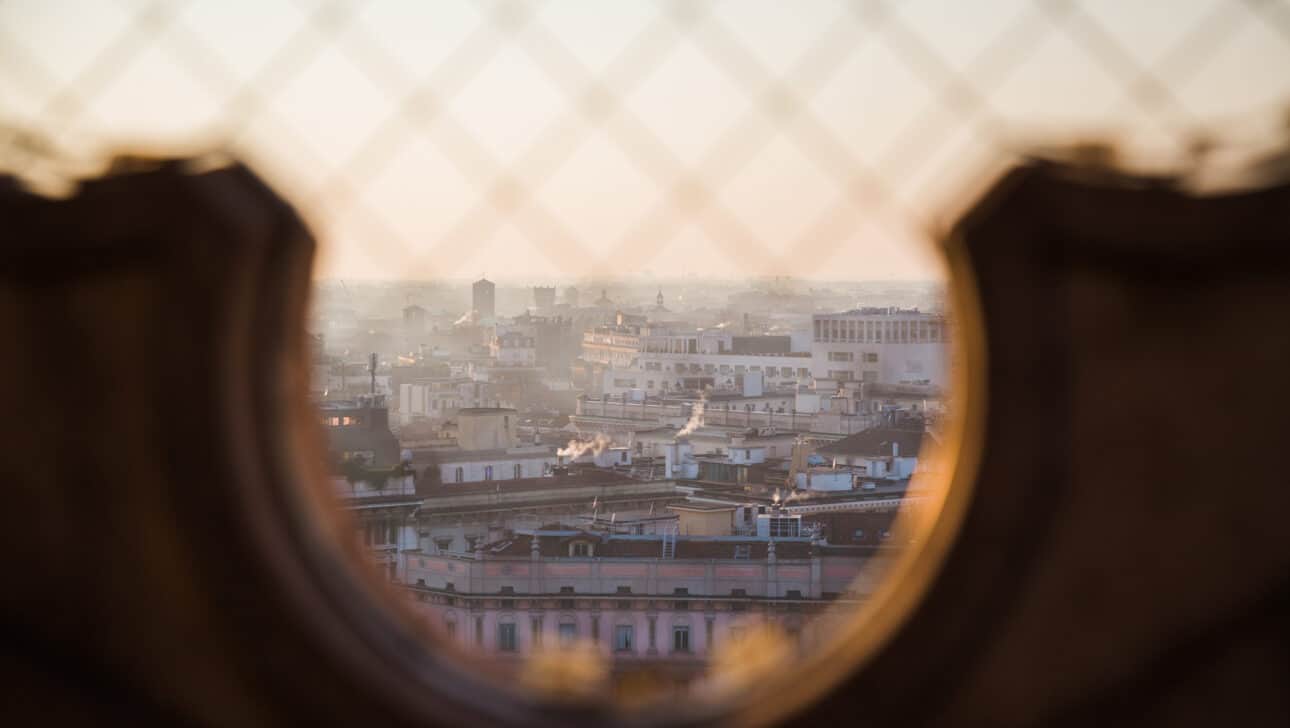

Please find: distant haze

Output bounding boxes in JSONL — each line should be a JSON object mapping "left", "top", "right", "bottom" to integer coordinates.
{"left": 3, "top": 1, "right": 1288, "bottom": 281}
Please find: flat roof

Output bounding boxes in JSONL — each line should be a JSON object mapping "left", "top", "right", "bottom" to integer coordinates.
{"left": 668, "top": 502, "right": 738, "bottom": 512}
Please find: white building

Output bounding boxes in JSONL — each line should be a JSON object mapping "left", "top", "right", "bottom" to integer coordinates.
{"left": 435, "top": 448, "right": 558, "bottom": 484}
{"left": 431, "top": 407, "right": 559, "bottom": 485}
{"left": 809, "top": 308, "right": 949, "bottom": 388}
{"left": 490, "top": 330, "right": 537, "bottom": 367}
{"left": 813, "top": 428, "right": 928, "bottom": 481}
{"left": 398, "top": 377, "right": 479, "bottom": 425}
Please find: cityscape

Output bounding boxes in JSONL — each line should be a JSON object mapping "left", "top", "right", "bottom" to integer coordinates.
{"left": 314, "top": 275, "right": 953, "bottom": 695}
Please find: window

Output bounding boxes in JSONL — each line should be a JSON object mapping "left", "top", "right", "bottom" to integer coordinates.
{"left": 768, "top": 516, "right": 800, "bottom": 538}
{"left": 731, "top": 588, "right": 747, "bottom": 597}
{"left": 828, "top": 351, "right": 853, "bottom": 362}
{"left": 571, "top": 542, "right": 591, "bottom": 557}
{"left": 614, "top": 625, "right": 634, "bottom": 652}
{"left": 558, "top": 622, "right": 576, "bottom": 645}
{"left": 484, "top": 465, "right": 493, "bottom": 480}
{"left": 786, "top": 589, "right": 803, "bottom": 599}
{"left": 445, "top": 620, "right": 457, "bottom": 638}
{"left": 513, "top": 464, "right": 522, "bottom": 479}
{"left": 733, "top": 544, "right": 750, "bottom": 559}
{"left": 498, "top": 623, "right": 517, "bottom": 652}
{"left": 616, "top": 586, "right": 632, "bottom": 594}
{"left": 454, "top": 467, "right": 463, "bottom": 483}
{"left": 672, "top": 625, "right": 690, "bottom": 652}
{"left": 865, "top": 352, "right": 879, "bottom": 363}
{"left": 853, "top": 529, "right": 865, "bottom": 540}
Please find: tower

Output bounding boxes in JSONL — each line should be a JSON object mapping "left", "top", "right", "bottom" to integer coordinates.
{"left": 533, "top": 285, "right": 556, "bottom": 315}
{"left": 472, "top": 277, "right": 495, "bottom": 320}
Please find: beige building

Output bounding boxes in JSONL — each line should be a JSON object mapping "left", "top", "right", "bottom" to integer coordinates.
{"left": 669, "top": 502, "right": 736, "bottom": 536}
{"left": 456, "top": 407, "right": 519, "bottom": 451}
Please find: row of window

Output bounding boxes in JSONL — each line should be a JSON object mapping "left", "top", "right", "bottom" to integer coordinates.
{"left": 452, "top": 463, "right": 526, "bottom": 482}
{"left": 483, "top": 620, "right": 693, "bottom": 653}
{"left": 417, "top": 583, "right": 804, "bottom": 601}
{"left": 827, "top": 351, "right": 880, "bottom": 363}
{"left": 643, "top": 362, "right": 811, "bottom": 377}
{"left": 813, "top": 318, "right": 944, "bottom": 344}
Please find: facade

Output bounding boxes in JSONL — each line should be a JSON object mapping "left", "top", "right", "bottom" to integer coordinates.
{"left": 490, "top": 330, "right": 537, "bottom": 368}
{"left": 456, "top": 407, "right": 519, "bottom": 450}
{"left": 472, "top": 277, "right": 496, "bottom": 321}
{"left": 397, "top": 377, "right": 479, "bottom": 425}
{"left": 402, "top": 528, "right": 880, "bottom": 666}
{"left": 320, "top": 394, "right": 402, "bottom": 467}
{"left": 433, "top": 448, "right": 559, "bottom": 484}
{"left": 810, "top": 308, "right": 949, "bottom": 388}
{"left": 636, "top": 351, "right": 811, "bottom": 394}
{"left": 581, "top": 323, "right": 643, "bottom": 369}
{"left": 584, "top": 324, "right": 813, "bottom": 396}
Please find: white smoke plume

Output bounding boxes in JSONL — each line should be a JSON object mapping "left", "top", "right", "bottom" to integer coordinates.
{"left": 676, "top": 397, "right": 706, "bottom": 438}
{"left": 559, "top": 432, "right": 613, "bottom": 459}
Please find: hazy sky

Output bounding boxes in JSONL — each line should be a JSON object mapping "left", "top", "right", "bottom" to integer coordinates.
{"left": 3, "top": 0, "right": 1289, "bottom": 282}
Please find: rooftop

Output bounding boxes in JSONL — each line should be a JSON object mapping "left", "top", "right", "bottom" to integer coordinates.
{"left": 480, "top": 532, "right": 815, "bottom": 560}
{"left": 420, "top": 468, "right": 642, "bottom": 496}
{"left": 816, "top": 428, "right": 931, "bottom": 458}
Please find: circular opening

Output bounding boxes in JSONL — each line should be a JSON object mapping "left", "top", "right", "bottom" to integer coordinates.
{"left": 4, "top": 2, "right": 1289, "bottom": 724}
{"left": 290, "top": 275, "right": 977, "bottom": 727}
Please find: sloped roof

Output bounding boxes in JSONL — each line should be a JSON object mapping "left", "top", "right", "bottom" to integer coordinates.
{"left": 815, "top": 428, "right": 931, "bottom": 458}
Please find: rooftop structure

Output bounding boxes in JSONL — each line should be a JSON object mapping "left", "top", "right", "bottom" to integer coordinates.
{"left": 810, "top": 309, "right": 949, "bottom": 389}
